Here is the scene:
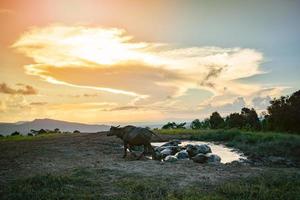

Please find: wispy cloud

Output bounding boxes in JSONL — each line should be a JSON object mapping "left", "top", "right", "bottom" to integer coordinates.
{"left": 104, "top": 105, "right": 141, "bottom": 111}
{"left": 11, "top": 24, "right": 283, "bottom": 118}
{"left": 30, "top": 102, "right": 48, "bottom": 106}
{"left": 0, "top": 83, "right": 38, "bottom": 95}
{"left": 12, "top": 25, "right": 265, "bottom": 98}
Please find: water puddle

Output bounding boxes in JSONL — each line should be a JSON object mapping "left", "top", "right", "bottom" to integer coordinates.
{"left": 152, "top": 140, "right": 247, "bottom": 164}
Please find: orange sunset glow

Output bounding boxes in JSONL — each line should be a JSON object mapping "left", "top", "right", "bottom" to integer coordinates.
{"left": 1, "top": 1, "right": 300, "bottom": 199}
{"left": 0, "top": 0, "right": 299, "bottom": 124}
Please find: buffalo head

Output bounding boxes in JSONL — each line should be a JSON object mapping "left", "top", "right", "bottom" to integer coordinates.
{"left": 107, "top": 125, "right": 121, "bottom": 136}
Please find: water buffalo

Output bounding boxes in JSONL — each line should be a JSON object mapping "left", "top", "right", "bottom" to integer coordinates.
{"left": 107, "top": 125, "right": 159, "bottom": 159}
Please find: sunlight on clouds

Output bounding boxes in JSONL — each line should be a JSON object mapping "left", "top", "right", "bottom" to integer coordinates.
{"left": 12, "top": 24, "right": 273, "bottom": 117}
{"left": 12, "top": 25, "right": 163, "bottom": 67}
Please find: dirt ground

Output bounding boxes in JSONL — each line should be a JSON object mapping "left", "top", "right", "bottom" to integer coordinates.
{"left": 0, "top": 133, "right": 296, "bottom": 189}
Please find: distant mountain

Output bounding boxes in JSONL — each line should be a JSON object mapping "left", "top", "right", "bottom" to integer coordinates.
{"left": 0, "top": 118, "right": 110, "bottom": 136}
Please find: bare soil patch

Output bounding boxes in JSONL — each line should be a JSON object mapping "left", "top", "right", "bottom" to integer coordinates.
{"left": 0, "top": 133, "right": 297, "bottom": 190}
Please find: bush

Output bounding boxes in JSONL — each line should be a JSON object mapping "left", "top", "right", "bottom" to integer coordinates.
{"left": 11, "top": 131, "right": 20, "bottom": 136}
{"left": 73, "top": 130, "right": 80, "bottom": 134}
{"left": 162, "top": 122, "right": 186, "bottom": 129}
{"left": 54, "top": 128, "right": 60, "bottom": 133}
{"left": 37, "top": 129, "right": 47, "bottom": 135}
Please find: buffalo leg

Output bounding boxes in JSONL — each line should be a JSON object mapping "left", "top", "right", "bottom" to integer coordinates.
{"left": 123, "top": 143, "right": 128, "bottom": 158}
{"left": 147, "top": 144, "right": 157, "bottom": 160}
{"left": 127, "top": 144, "right": 133, "bottom": 152}
{"left": 128, "top": 144, "right": 138, "bottom": 157}
{"left": 137, "top": 144, "right": 147, "bottom": 160}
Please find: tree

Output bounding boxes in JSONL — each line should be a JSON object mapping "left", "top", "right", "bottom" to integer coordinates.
{"left": 287, "top": 90, "right": 300, "bottom": 132}
{"left": 54, "top": 128, "right": 60, "bottom": 133}
{"left": 162, "top": 122, "right": 186, "bottom": 129}
{"left": 261, "top": 112, "right": 270, "bottom": 131}
{"left": 30, "top": 129, "right": 38, "bottom": 134}
{"left": 11, "top": 131, "right": 20, "bottom": 136}
{"left": 37, "top": 129, "right": 47, "bottom": 135}
{"left": 202, "top": 118, "right": 210, "bottom": 129}
{"left": 241, "top": 107, "right": 261, "bottom": 130}
{"left": 190, "top": 119, "right": 209, "bottom": 129}
{"left": 209, "top": 112, "right": 224, "bottom": 129}
{"left": 162, "top": 122, "right": 176, "bottom": 129}
{"left": 225, "top": 113, "right": 244, "bottom": 129}
{"left": 190, "top": 119, "right": 202, "bottom": 129}
{"left": 176, "top": 122, "right": 186, "bottom": 129}
{"left": 267, "top": 90, "right": 300, "bottom": 132}
{"left": 73, "top": 130, "right": 80, "bottom": 134}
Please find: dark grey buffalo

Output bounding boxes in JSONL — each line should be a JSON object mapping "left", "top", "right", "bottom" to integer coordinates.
{"left": 107, "top": 125, "right": 159, "bottom": 159}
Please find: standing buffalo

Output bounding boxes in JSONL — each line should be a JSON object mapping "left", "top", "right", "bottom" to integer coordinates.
{"left": 107, "top": 125, "right": 159, "bottom": 159}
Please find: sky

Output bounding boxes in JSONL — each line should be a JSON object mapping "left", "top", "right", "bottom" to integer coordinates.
{"left": 0, "top": 0, "right": 299, "bottom": 124}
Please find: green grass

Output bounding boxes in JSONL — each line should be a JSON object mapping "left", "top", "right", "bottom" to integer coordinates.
{"left": 0, "top": 133, "right": 73, "bottom": 142}
{"left": 118, "top": 172, "right": 300, "bottom": 200}
{"left": 156, "top": 129, "right": 300, "bottom": 165}
{"left": 157, "top": 129, "right": 202, "bottom": 135}
{"left": 1, "top": 168, "right": 299, "bottom": 200}
{"left": 0, "top": 170, "right": 104, "bottom": 200}
{"left": 216, "top": 171, "right": 300, "bottom": 200}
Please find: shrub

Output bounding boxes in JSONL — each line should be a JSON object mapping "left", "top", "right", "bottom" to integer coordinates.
{"left": 162, "top": 122, "right": 186, "bottom": 129}
{"left": 11, "top": 131, "right": 20, "bottom": 136}
{"left": 37, "top": 129, "right": 47, "bottom": 135}
{"left": 73, "top": 130, "right": 80, "bottom": 134}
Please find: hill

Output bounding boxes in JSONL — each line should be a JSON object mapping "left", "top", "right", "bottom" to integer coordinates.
{"left": 0, "top": 118, "right": 110, "bottom": 135}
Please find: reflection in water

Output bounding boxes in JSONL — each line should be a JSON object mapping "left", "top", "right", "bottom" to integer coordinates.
{"left": 152, "top": 140, "right": 247, "bottom": 163}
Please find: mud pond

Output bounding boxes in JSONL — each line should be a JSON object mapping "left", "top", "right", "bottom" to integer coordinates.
{"left": 151, "top": 140, "right": 247, "bottom": 164}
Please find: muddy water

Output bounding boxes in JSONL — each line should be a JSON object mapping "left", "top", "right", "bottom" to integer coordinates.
{"left": 152, "top": 140, "right": 247, "bottom": 164}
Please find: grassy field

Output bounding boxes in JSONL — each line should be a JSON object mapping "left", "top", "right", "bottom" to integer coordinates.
{"left": 2, "top": 129, "right": 300, "bottom": 164}
{"left": 0, "top": 133, "right": 75, "bottom": 142}
{"left": 156, "top": 129, "right": 300, "bottom": 165}
{"left": 1, "top": 130, "right": 300, "bottom": 199}
{"left": 1, "top": 167, "right": 299, "bottom": 200}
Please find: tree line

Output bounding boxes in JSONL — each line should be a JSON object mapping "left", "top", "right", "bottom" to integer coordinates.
{"left": 162, "top": 90, "right": 300, "bottom": 133}
{"left": 7, "top": 128, "right": 81, "bottom": 137}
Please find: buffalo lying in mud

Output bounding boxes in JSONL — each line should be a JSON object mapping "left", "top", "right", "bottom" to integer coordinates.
{"left": 107, "top": 125, "right": 160, "bottom": 159}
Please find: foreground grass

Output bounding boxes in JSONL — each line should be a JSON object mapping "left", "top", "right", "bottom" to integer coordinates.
{"left": 157, "top": 129, "right": 300, "bottom": 165}
{"left": 1, "top": 168, "right": 299, "bottom": 200}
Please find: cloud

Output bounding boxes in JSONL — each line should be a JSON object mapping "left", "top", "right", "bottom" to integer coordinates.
{"left": 0, "top": 83, "right": 38, "bottom": 95}
{"left": 199, "top": 66, "right": 224, "bottom": 88}
{"left": 83, "top": 93, "right": 100, "bottom": 98}
{"left": 12, "top": 25, "right": 265, "bottom": 101}
{"left": 48, "top": 102, "right": 118, "bottom": 111}
{"left": 105, "top": 106, "right": 141, "bottom": 111}
{"left": 0, "top": 95, "right": 31, "bottom": 113}
{"left": 58, "top": 93, "right": 102, "bottom": 98}
{"left": 196, "top": 86, "right": 286, "bottom": 117}
{"left": 198, "top": 97, "right": 246, "bottom": 116}
{"left": 32, "top": 62, "right": 186, "bottom": 102}
{"left": 11, "top": 24, "right": 284, "bottom": 119}
{"left": 30, "top": 102, "right": 48, "bottom": 106}
{"left": 252, "top": 96, "right": 271, "bottom": 110}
